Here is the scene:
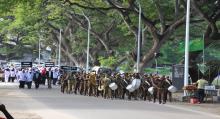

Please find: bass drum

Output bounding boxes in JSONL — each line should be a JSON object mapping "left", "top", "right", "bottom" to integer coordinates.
{"left": 168, "top": 85, "right": 177, "bottom": 93}
{"left": 148, "top": 87, "right": 154, "bottom": 95}
{"left": 109, "top": 82, "right": 118, "bottom": 90}
{"left": 126, "top": 84, "right": 135, "bottom": 92}
{"left": 132, "top": 79, "right": 141, "bottom": 89}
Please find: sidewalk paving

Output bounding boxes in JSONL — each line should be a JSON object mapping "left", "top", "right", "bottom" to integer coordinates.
{"left": 170, "top": 92, "right": 220, "bottom": 116}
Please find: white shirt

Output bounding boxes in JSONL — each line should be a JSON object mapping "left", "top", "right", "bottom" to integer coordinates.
{"left": 53, "top": 71, "right": 59, "bottom": 79}
{"left": 19, "top": 72, "right": 27, "bottom": 81}
{"left": 10, "top": 70, "right": 16, "bottom": 77}
{"left": 26, "top": 72, "right": 33, "bottom": 82}
{"left": 4, "top": 70, "right": 10, "bottom": 77}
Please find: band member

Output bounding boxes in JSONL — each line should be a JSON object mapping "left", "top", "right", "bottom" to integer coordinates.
{"left": 60, "top": 72, "right": 68, "bottom": 93}
{"left": 9, "top": 68, "right": 16, "bottom": 82}
{"left": 74, "top": 72, "right": 81, "bottom": 94}
{"left": 151, "top": 75, "right": 159, "bottom": 103}
{"left": 164, "top": 76, "right": 172, "bottom": 102}
{"left": 67, "top": 72, "right": 75, "bottom": 94}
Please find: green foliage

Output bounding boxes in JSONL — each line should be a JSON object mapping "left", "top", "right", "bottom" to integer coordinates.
{"left": 119, "top": 59, "right": 134, "bottom": 72}
{"left": 144, "top": 67, "right": 171, "bottom": 75}
{"left": 98, "top": 56, "right": 118, "bottom": 69}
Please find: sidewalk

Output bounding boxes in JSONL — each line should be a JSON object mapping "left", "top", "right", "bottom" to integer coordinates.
{"left": 170, "top": 92, "right": 220, "bottom": 116}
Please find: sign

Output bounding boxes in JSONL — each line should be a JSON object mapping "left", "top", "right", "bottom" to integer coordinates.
{"left": 45, "top": 62, "right": 55, "bottom": 67}
{"left": 61, "top": 66, "right": 78, "bottom": 72}
{"left": 21, "top": 62, "right": 32, "bottom": 67}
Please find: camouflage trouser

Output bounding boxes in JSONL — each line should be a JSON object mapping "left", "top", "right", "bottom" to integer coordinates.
{"left": 61, "top": 80, "right": 68, "bottom": 93}
{"left": 154, "top": 88, "right": 166, "bottom": 104}
{"left": 67, "top": 80, "right": 74, "bottom": 94}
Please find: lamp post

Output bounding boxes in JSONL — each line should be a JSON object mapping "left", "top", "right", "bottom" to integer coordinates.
{"left": 58, "top": 29, "right": 62, "bottom": 68}
{"left": 38, "top": 38, "right": 41, "bottom": 65}
{"left": 82, "top": 13, "right": 91, "bottom": 74}
{"left": 136, "top": 1, "right": 141, "bottom": 73}
{"left": 154, "top": 52, "right": 158, "bottom": 74}
{"left": 184, "top": 0, "right": 191, "bottom": 96}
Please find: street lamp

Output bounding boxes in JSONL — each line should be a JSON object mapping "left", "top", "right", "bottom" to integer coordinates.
{"left": 184, "top": 0, "right": 191, "bottom": 96}
{"left": 136, "top": 1, "right": 141, "bottom": 73}
{"left": 154, "top": 52, "right": 158, "bottom": 74}
{"left": 58, "top": 29, "right": 62, "bottom": 68}
{"left": 38, "top": 37, "right": 41, "bottom": 65}
{"left": 82, "top": 13, "right": 91, "bottom": 74}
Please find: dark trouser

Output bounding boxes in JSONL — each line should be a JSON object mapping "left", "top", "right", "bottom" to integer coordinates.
{"left": 41, "top": 76, "right": 46, "bottom": 85}
{"left": 53, "top": 78, "right": 58, "bottom": 85}
{"left": 74, "top": 82, "right": 80, "bottom": 94}
{"left": 47, "top": 78, "right": 52, "bottom": 89}
{"left": 158, "top": 89, "right": 166, "bottom": 104}
{"left": 153, "top": 89, "right": 158, "bottom": 103}
{"left": 197, "top": 89, "right": 205, "bottom": 103}
{"left": 35, "top": 80, "right": 40, "bottom": 89}
{"left": 164, "top": 89, "right": 172, "bottom": 102}
{"left": 9, "top": 77, "right": 15, "bottom": 82}
{"left": 26, "top": 81, "right": 32, "bottom": 89}
{"left": 19, "top": 81, "right": 25, "bottom": 88}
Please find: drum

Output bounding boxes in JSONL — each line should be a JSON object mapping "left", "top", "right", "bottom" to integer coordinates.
{"left": 131, "top": 79, "right": 141, "bottom": 89}
{"left": 148, "top": 87, "right": 154, "bottom": 94}
{"left": 168, "top": 85, "right": 177, "bottom": 93}
{"left": 109, "top": 82, "right": 118, "bottom": 90}
{"left": 126, "top": 84, "right": 135, "bottom": 92}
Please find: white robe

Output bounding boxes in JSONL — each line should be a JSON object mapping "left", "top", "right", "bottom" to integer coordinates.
{"left": 4, "top": 70, "right": 10, "bottom": 83}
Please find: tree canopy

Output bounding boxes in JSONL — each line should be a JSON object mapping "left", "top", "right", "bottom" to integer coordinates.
{"left": 0, "top": 0, "right": 219, "bottom": 79}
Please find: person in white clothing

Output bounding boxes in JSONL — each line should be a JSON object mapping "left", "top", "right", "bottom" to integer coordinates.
{"left": 9, "top": 68, "right": 16, "bottom": 82}
{"left": 26, "top": 70, "right": 33, "bottom": 89}
{"left": 53, "top": 68, "right": 59, "bottom": 85}
{"left": 19, "top": 69, "right": 26, "bottom": 88}
{"left": 4, "top": 68, "right": 10, "bottom": 83}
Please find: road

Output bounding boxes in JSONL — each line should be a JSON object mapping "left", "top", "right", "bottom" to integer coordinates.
{"left": 0, "top": 83, "right": 220, "bottom": 119}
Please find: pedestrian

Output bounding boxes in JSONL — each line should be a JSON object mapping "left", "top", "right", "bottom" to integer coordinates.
{"left": 195, "top": 77, "right": 208, "bottom": 103}
{"left": 52, "top": 68, "right": 59, "bottom": 85}
{"left": 26, "top": 70, "right": 33, "bottom": 89}
{"left": 9, "top": 68, "right": 16, "bottom": 83}
{"left": 46, "top": 68, "right": 53, "bottom": 89}
{"left": 41, "top": 68, "right": 47, "bottom": 85}
{"left": 33, "top": 69, "right": 41, "bottom": 89}
{"left": 18, "top": 69, "right": 26, "bottom": 89}
{"left": 4, "top": 68, "right": 10, "bottom": 83}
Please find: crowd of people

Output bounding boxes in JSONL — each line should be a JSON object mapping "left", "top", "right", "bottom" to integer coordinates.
{"left": 0, "top": 67, "right": 60, "bottom": 89}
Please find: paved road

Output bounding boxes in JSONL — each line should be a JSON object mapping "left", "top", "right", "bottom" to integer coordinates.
{"left": 0, "top": 83, "right": 220, "bottom": 119}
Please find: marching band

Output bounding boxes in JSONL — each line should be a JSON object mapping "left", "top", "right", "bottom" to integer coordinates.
{"left": 0, "top": 66, "right": 175, "bottom": 104}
